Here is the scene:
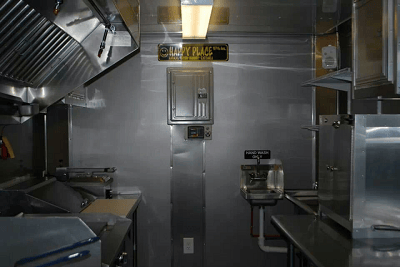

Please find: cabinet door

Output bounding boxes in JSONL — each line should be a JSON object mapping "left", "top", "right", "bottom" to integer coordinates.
{"left": 167, "top": 68, "right": 214, "bottom": 125}
{"left": 353, "top": 0, "right": 398, "bottom": 98}
{"left": 319, "top": 115, "right": 353, "bottom": 230}
{"left": 319, "top": 117, "right": 336, "bottom": 213}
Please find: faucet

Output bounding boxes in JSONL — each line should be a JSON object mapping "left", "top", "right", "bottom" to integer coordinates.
{"left": 249, "top": 155, "right": 267, "bottom": 182}
{"left": 53, "top": 0, "right": 63, "bottom": 15}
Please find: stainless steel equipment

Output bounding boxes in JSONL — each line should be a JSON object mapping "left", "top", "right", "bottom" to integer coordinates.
{"left": 27, "top": 178, "right": 93, "bottom": 212}
{"left": 0, "top": 217, "right": 101, "bottom": 267}
{"left": 25, "top": 213, "right": 134, "bottom": 267}
{"left": 57, "top": 167, "right": 115, "bottom": 198}
{"left": 272, "top": 215, "right": 400, "bottom": 267}
{"left": 240, "top": 159, "right": 284, "bottom": 205}
{"left": 1, "top": 177, "right": 95, "bottom": 213}
{"left": 0, "top": 0, "right": 140, "bottom": 124}
{"left": 56, "top": 166, "right": 116, "bottom": 179}
{"left": 319, "top": 114, "right": 400, "bottom": 238}
{"left": 0, "top": 190, "right": 69, "bottom": 216}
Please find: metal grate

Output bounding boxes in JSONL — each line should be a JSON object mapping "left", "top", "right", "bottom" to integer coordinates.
{"left": 0, "top": 0, "right": 94, "bottom": 88}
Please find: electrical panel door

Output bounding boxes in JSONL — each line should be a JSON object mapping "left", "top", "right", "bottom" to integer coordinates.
{"left": 167, "top": 68, "right": 214, "bottom": 125}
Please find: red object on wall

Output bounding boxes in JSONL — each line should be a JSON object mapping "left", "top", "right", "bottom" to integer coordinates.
{"left": 1, "top": 143, "right": 8, "bottom": 160}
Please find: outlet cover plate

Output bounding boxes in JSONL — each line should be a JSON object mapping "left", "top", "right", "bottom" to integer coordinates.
{"left": 183, "top": 238, "right": 194, "bottom": 254}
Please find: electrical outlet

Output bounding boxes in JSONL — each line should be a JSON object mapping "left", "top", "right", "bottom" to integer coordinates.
{"left": 183, "top": 238, "right": 194, "bottom": 254}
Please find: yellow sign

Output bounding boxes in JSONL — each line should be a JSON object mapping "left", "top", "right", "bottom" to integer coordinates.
{"left": 158, "top": 44, "right": 229, "bottom": 61}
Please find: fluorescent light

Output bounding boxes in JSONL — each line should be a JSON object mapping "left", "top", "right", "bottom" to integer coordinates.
{"left": 181, "top": 1, "right": 213, "bottom": 39}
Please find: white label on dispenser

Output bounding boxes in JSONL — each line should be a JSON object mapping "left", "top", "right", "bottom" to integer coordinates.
{"left": 106, "top": 31, "right": 132, "bottom": 47}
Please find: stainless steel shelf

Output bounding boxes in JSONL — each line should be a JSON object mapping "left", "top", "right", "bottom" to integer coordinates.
{"left": 302, "top": 68, "right": 352, "bottom": 91}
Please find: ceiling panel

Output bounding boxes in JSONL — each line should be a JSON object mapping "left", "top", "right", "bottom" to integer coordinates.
{"left": 141, "top": 0, "right": 352, "bottom": 35}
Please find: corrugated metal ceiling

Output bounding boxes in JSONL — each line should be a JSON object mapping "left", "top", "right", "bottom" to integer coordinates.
{"left": 0, "top": 0, "right": 93, "bottom": 88}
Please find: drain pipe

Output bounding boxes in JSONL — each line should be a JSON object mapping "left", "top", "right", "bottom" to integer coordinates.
{"left": 258, "top": 206, "right": 287, "bottom": 253}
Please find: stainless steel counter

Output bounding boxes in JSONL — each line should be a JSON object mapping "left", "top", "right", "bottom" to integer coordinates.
{"left": 24, "top": 213, "right": 133, "bottom": 267}
{"left": 80, "top": 193, "right": 141, "bottom": 267}
{"left": 271, "top": 215, "right": 400, "bottom": 267}
{"left": 0, "top": 217, "right": 101, "bottom": 266}
{"left": 15, "top": 193, "right": 141, "bottom": 267}
{"left": 284, "top": 190, "right": 318, "bottom": 216}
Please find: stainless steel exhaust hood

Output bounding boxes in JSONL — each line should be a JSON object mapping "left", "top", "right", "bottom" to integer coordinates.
{"left": 0, "top": 0, "right": 139, "bottom": 124}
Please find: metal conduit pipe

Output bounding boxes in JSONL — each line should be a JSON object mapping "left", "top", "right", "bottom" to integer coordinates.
{"left": 258, "top": 207, "right": 287, "bottom": 253}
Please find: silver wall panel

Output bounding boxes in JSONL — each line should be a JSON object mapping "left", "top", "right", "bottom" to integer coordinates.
{"left": 204, "top": 35, "right": 312, "bottom": 267}
{"left": 46, "top": 104, "right": 71, "bottom": 175}
{"left": 71, "top": 44, "right": 172, "bottom": 267}
{"left": 171, "top": 125, "right": 204, "bottom": 267}
{"left": 71, "top": 34, "right": 313, "bottom": 267}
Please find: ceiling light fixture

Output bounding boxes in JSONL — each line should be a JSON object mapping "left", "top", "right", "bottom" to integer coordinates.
{"left": 181, "top": 0, "right": 213, "bottom": 39}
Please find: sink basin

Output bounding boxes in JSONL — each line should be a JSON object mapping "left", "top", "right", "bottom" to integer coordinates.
{"left": 240, "top": 159, "right": 284, "bottom": 205}
{"left": 246, "top": 189, "right": 276, "bottom": 194}
{"left": 240, "top": 188, "right": 283, "bottom": 200}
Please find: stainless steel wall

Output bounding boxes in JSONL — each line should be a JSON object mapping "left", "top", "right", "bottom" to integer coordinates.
{"left": 171, "top": 125, "right": 205, "bottom": 267}
{"left": 0, "top": 114, "right": 45, "bottom": 183}
{"left": 71, "top": 34, "right": 313, "bottom": 267}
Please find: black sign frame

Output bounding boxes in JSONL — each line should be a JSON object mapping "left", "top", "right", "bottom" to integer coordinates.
{"left": 158, "top": 43, "right": 229, "bottom": 61}
{"left": 244, "top": 150, "right": 271, "bottom": 159}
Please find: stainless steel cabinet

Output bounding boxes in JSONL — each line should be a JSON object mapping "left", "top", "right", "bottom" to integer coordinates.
{"left": 319, "top": 114, "right": 400, "bottom": 238}
{"left": 319, "top": 115, "right": 353, "bottom": 230}
{"left": 353, "top": 0, "right": 400, "bottom": 98}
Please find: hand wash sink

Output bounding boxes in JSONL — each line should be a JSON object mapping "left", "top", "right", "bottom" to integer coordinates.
{"left": 240, "top": 159, "right": 284, "bottom": 205}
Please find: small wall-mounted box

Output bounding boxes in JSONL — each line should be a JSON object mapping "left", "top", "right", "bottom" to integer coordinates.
{"left": 167, "top": 67, "right": 214, "bottom": 125}
{"left": 184, "top": 125, "right": 212, "bottom": 140}
{"left": 322, "top": 45, "right": 337, "bottom": 70}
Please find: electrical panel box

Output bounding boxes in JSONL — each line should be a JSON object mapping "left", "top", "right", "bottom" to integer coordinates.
{"left": 167, "top": 67, "right": 214, "bottom": 125}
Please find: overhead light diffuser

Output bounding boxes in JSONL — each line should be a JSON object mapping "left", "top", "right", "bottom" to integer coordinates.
{"left": 181, "top": 0, "right": 213, "bottom": 39}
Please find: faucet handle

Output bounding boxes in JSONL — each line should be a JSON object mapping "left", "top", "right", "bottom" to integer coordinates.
{"left": 53, "top": 0, "right": 63, "bottom": 15}
{"left": 312, "top": 182, "right": 318, "bottom": 190}
{"left": 256, "top": 155, "right": 261, "bottom": 166}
